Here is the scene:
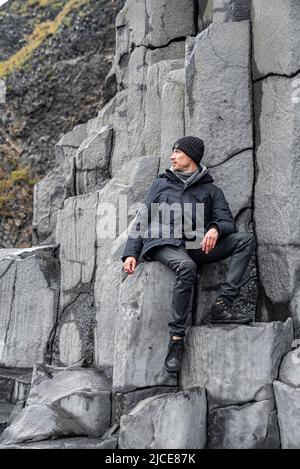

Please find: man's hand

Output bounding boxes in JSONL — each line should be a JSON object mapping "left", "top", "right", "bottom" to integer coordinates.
{"left": 124, "top": 256, "right": 137, "bottom": 274}
{"left": 201, "top": 227, "right": 219, "bottom": 254}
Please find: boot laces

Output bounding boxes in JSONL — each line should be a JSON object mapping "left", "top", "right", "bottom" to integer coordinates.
{"left": 216, "top": 298, "right": 232, "bottom": 310}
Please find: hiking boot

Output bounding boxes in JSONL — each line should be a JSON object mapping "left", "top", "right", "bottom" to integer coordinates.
{"left": 164, "top": 337, "right": 184, "bottom": 373}
{"left": 210, "top": 297, "right": 252, "bottom": 324}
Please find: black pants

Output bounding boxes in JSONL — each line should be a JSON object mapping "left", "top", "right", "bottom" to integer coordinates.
{"left": 148, "top": 232, "right": 256, "bottom": 337}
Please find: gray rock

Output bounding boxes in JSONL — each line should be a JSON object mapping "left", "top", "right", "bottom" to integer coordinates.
{"left": 254, "top": 75, "right": 300, "bottom": 246}
{"left": 94, "top": 259, "right": 124, "bottom": 371}
{"left": 33, "top": 111, "right": 116, "bottom": 246}
{"left": 185, "top": 21, "right": 252, "bottom": 167}
{"left": 55, "top": 190, "right": 98, "bottom": 302}
{"left": 0, "top": 367, "right": 31, "bottom": 403}
{"left": 106, "top": 90, "right": 129, "bottom": 177}
{"left": 213, "top": 0, "right": 251, "bottom": 22}
{"left": 54, "top": 157, "right": 159, "bottom": 367}
{"left": 54, "top": 123, "right": 88, "bottom": 165}
{"left": 112, "top": 386, "right": 178, "bottom": 424}
{"left": 75, "top": 125, "right": 112, "bottom": 195}
{"left": 116, "top": 0, "right": 195, "bottom": 49}
{"left": 208, "top": 150, "right": 253, "bottom": 220}
{"left": 113, "top": 261, "right": 178, "bottom": 392}
{"left": 251, "top": 0, "right": 300, "bottom": 80}
{"left": 274, "top": 380, "right": 300, "bottom": 449}
{"left": 56, "top": 191, "right": 98, "bottom": 296}
{"left": 0, "top": 403, "right": 15, "bottom": 434}
{"left": 279, "top": 348, "right": 300, "bottom": 387}
{"left": 256, "top": 244, "right": 300, "bottom": 334}
{"left": 32, "top": 161, "right": 75, "bottom": 246}
{"left": 208, "top": 399, "right": 280, "bottom": 449}
{"left": 93, "top": 157, "right": 160, "bottom": 370}
{"left": 197, "top": 0, "right": 213, "bottom": 31}
{"left": 0, "top": 249, "right": 60, "bottom": 368}
{"left": 119, "top": 387, "right": 207, "bottom": 449}
{"left": 0, "top": 404, "right": 85, "bottom": 445}
{"left": 160, "top": 69, "right": 185, "bottom": 173}
{"left": 26, "top": 365, "right": 111, "bottom": 438}
{"left": 126, "top": 46, "right": 150, "bottom": 157}
{"left": 149, "top": 42, "right": 186, "bottom": 65}
{"left": 144, "top": 60, "right": 184, "bottom": 158}
{"left": 180, "top": 320, "right": 293, "bottom": 407}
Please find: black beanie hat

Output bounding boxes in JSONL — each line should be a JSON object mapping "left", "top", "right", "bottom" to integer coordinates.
{"left": 172, "top": 136, "right": 205, "bottom": 166}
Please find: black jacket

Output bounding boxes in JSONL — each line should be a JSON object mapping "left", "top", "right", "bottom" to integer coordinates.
{"left": 121, "top": 165, "right": 238, "bottom": 263}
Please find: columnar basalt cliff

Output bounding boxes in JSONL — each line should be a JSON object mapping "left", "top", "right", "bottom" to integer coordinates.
{"left": 0, "top": 0, "right": 299, "bottom": 450}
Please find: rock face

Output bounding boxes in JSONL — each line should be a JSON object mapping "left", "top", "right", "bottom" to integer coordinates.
{"left": 252, "top": 0, "right": 300, "bottom": 335}
{"left": 185, "top": 20, "right": 253, "bottom": 167}
{"left": 0, "top": 0, "right": 299, "bottom": 450}
{"left": 251, "top": 0, "right": 300, "bottom": 79}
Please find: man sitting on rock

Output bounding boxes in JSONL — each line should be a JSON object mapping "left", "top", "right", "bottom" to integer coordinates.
{"left": 121, "top": 136, "right": 256, "bottom": 374}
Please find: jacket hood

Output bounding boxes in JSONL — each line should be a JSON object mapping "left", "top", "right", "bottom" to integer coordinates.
{"left": 159, "top": 164, "right": 214, "bottom": 185}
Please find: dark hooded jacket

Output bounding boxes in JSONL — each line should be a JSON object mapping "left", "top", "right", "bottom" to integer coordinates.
{"left": 121, "top": 165, "right": 238, "bottom": 263}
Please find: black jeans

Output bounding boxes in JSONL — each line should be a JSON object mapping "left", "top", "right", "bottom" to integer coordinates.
{"left": 148, "top": 232, "right": 256, "bottom": 337}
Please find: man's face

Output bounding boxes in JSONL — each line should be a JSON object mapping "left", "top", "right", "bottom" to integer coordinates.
{"left": 171, "top": 148, "right": 195, "bottom": 171}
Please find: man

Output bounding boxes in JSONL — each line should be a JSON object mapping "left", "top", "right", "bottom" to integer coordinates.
{"left": 121, "top": 136, "right": 256, "bottom": 373}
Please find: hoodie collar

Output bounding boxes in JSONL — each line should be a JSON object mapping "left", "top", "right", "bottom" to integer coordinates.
{"left": 163, "top": 164, "right": 214, "bottom": 187}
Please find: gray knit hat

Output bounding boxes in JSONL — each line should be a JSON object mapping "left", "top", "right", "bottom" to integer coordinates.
{"left": 173, "top": 136, "right": 205, "bottom": 166}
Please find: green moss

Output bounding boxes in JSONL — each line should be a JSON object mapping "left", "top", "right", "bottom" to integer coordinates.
{"left": 27, "top": 178, "right": 40, "bottom": 186}
{"left": 11, "top": 167, "right": 30, "bottom": 182}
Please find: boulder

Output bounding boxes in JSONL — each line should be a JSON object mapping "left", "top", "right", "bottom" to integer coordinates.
{"left": 0, "top": 404, "right": 85, "bottom": 445}
{"left": 180, "top": 320, "right": 293, "bottom": 407}
{"left": 119, "top": 387, "right": 207, "bottom": 449}
{"left": 25, "top": 365, "right": 111, "bottom": 438}
{"left": 208, "top": 399, "right": 279, "bottom": 449}
{"left": 112, "top": 386, "right": 178, "bottom": 424}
